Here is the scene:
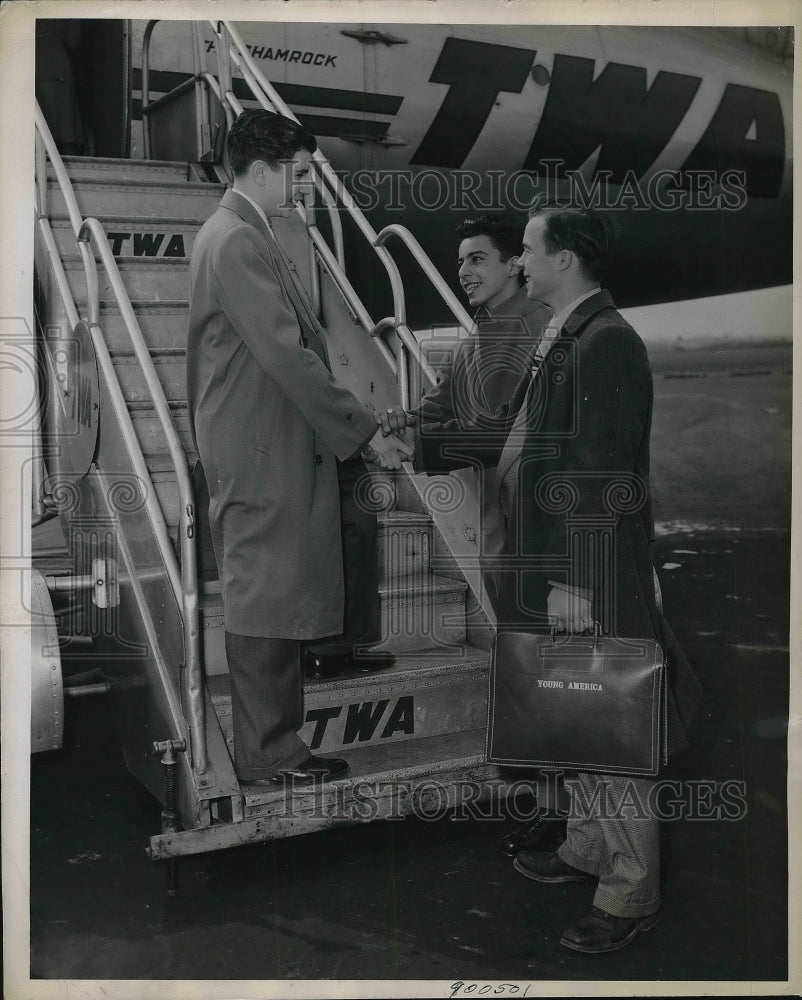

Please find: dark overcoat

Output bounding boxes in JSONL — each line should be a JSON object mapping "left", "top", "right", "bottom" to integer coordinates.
{"left": 186, "top": 190, "right": 377, "bottom": 638}
{"left": 420, "top": 289, "right": 702, "bottom": 757}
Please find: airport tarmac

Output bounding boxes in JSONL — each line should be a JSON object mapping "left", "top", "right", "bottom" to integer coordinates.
{"left": 27, "top": 342, "right": 792, "bottom": 986}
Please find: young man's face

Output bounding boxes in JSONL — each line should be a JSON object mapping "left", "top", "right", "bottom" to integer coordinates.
{"left": 258, "top": 148, "right": 313, "bottom": 217}
{"left": 519, "top": 216, "right": 561, "bottom": 303}
{"left": 457, "top": 235, "right": 519, "bottom": 311}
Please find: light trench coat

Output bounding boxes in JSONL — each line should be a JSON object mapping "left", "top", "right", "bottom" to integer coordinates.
{"left": 186, "top": 190, "right": 377, "bottom": 638}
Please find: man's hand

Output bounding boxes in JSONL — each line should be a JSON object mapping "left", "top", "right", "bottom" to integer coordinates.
{"left": 378, "top": 406, "right": 418, "bottom": 437}
{"left": 547, "top": 586, "right": 593, "bottom": 634}
{"left": 362, "top": 428, "right": 414, "bottom": 471}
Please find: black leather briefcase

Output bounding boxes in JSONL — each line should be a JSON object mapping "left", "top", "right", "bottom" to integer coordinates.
{"left": 487, "top": 629, "right": 668, "bottom": 776}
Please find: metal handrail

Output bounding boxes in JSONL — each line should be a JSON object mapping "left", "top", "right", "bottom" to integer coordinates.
{"left": 140, "top": 20, "right": 159, "bottom": 159}
{"left": 209, "top": 21, "right": 463, "bottom": 396}
{"left": 214, "top": 19, "right": 406, "bottom": 300}
{"left": 34, "top": 103, "right": 206, "bottom": 773}
{"left": 304, "top": 223, "right": 398, "bottom": 375}
{"left": 143, "top": 20, "right": 212, "bottom": 163}
{"left": 374, "top": 225, "right": 474, "bottom": 333}
{"left": 222, "top": 31, "right": 348, "bottom": 271}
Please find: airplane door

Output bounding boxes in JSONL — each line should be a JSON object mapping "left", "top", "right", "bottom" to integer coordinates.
{"left": 76, "top": 19, "right": 132, "bottom": 158}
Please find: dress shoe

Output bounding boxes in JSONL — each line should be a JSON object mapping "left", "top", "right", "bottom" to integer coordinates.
{"left": 560, "top": 906, "right": 660, "bottom": 953}
{"left": 498, "top": 809, "right": 567, "bottom": 857}
{"left": 513, "top": 849, "right": 596, "bottom": 884}
{"left": 303, "top": 651, "right": 353, "bottom": 678}
{"left": 351, "top": 649, "right": 395, "bottom": 672}
{"left": 271, "top": 754, "right": 350, "bottom": 785}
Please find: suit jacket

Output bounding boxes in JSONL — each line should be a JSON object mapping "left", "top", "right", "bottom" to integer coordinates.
{"left": 420, "top": 289, "right": 702, "bottom": 757}
{"left": 186, "top": 189, "right": 377, "bottom": 638}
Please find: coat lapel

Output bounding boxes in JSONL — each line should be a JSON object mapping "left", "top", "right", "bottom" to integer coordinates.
{"left": 558, "top": 289, "right": 616, "bottom": 341}
{"left": 219, "top": 190, "right": 331, "bottom": 367}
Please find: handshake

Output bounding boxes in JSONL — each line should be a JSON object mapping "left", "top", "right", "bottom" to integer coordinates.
{"left": 361, "top": 406, "right": 419, "bottom": 471}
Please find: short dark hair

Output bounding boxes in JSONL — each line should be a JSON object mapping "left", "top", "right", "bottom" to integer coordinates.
{"left": 227, "top": 109, "right": 317, "bottom": 176}
{"left": 528, "top": 203, "right": 619, "bottom": 283}
{"left": 455, "top": 214, "right": 523, "bottom": 262}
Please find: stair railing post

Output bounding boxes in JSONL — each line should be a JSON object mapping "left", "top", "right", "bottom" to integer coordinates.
{"left": 141, "top": 21, "right": 160, "bottom": 160}
{"left": 191, "top": 22, "right": 211, "bottom": 160}
{"left": 78, "top": 218, "right": 208, "bottom": 776}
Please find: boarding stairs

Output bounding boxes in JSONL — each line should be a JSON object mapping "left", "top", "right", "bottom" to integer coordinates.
{"left": 34, "top": 136, "right": 507, "bottom": 858}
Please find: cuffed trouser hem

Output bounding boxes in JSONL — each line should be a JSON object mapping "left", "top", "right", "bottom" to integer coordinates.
{"left": 592, "top": 886, "right": 661, "bottom": 920}
{"left": 235, "top": 738, "right": 310, "bottom": 782}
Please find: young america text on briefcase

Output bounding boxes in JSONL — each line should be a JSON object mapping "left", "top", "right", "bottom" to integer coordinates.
{"left": 487, "top": 628, "right": 669, "bottom": 776}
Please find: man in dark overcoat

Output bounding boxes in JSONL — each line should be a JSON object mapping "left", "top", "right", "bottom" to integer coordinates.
{"left": 417, "top": 204, "right": 702, "bottom": 953}
{"left": 187, "top": 110, "right": 411, "bottom": 786}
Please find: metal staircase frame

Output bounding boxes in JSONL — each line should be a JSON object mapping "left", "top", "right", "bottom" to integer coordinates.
{"left": 34, "top": 105, "right": 207, "bottom": 774}
{"left": 32, "top": 18, "right": 501, "bottom": 854}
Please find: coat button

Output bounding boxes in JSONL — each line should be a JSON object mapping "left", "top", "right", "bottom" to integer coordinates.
{"left": 315, "top": 454, "right": 323, "bottom": 465}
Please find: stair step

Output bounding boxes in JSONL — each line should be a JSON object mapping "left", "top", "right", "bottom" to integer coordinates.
{"left": 51, "top": 218, "right": 200, "bottom": 260}
{"left": 127, "top": 400, "right": 194, "bottom": 455}
{"left": 55, "top": 155, "right": 191, "bottom": 184}
{"left": 200, "top": 571, "right": 467, "bottom": 671}
{"left": 207, "top": 645, "right": 489, "bottom": 756}
{"left": 47, "top": 178, "right": 224, "bottom": 220}
{"left": 64, "top": 256, "right": 190, "bottom": 304}
{"left": 111, "top": 348, "right": 187, "bottom": 404}
{"left": 378, "top": 510, "right": 432, "bottom": 581}
{"left": 379, "top": 574, "right": 467, "bottom": 650}
{"left": 99, "top": 301, "right": 189, "bottom": 352}
{"left": 237, "top": 728, "right": 491, "bottom": 817}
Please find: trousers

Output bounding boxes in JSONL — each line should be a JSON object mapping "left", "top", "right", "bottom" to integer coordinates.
{"left": 303, "top": 455, "right": 381, "bottom": 657}
{"left": 557, "top": 772, "right": 661, "bottom": 918}
{"left": 224, "top": 632, "right": 310, "bottom": 780}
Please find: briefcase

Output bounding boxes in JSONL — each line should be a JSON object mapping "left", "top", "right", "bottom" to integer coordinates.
{"left": 487, "top": 629, "right": 668, "bottom": 776}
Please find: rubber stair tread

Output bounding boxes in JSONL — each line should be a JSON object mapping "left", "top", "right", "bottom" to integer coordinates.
{"left": 50, "top": 215, "right": 204, "bottom": 226}
{"left": 379, "top": 573, "right": 466, "bottom": 597}
{"left": 60, "top": 154, "right": 192, "bottom": 170}
{"left": 100, "top": 299, "right": 189, "bottom": 309}
{"left": 145, "top": 451, "right": 196, "bottom": 473}
{"left": 127, "top": 399, "right": 188, "bottom": 410}
{"left": 378, "top": 511, "right": 432, "bottom": 524}
{"left": 238, "top": 728, "right": 489, "bottom": 807}
{"left": 205, "top": 644, "right": 488, "bottom": 705}
{"left": 61, "top": 255, "right": 189, "bottom": 267}
{"left": 49, "top": 177, "right": 225, "bottom": 193}
{"left": 110, "top": 346, "right": 186, "bottom": 358}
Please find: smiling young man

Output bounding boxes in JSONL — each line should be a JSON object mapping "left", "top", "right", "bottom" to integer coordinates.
{"left": 383, "top": 215, "right": 551, "bottom": 601}
{"left": 379, "top": 215, "right": 559, "bottom": 858}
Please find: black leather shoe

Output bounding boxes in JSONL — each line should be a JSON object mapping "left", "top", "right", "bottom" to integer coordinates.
{"left": 560, "top": 906, "right": 660, "bottom": 953}
{"left": 513, "top": 849, "right": 596, "bottom": 884}
{"left": 498, "top": 809, "right": 567, "bottom": 857}
{"left": 271, "top": 755, "right": 350, "bottom": 785}
{"left": 303, "top": 651, "right": 353, "bottom": 678}
{"left": 351, "top": 649, "right": 395, "bottom": 672}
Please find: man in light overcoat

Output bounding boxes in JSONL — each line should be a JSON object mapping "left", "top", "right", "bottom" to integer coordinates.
{"left": 187, "top": 110, "right": 410, "bottom": 786}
